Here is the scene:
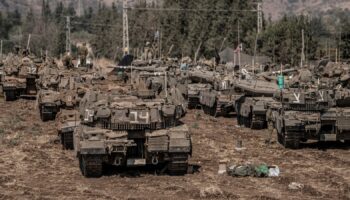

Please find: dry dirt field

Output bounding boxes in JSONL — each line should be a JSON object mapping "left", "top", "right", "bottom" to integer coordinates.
{"left": 0, "top": 99, "right": 349, "bottom": 200}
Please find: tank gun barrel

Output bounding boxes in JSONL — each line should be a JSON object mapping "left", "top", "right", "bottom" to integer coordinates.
{"left": 270, "top": 68, "right": 297, "bottom": 75}
{"left": 113, "top": 66, "right": 169, "bottom": 73}
{"left": 188, "top": 70, "right": 216, "bottom": 84}
{"left": 259, "top": 68, "right": 297, "bottom": 81}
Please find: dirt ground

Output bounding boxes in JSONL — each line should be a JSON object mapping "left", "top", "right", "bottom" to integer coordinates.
{"left": 0, "top": 99, "right": 349, "bottom": 200}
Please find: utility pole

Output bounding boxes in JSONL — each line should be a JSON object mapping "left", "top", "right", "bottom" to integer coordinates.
{"left": 252, "top": 1, "right": 263, "bottom": 68}
{"left": 328, "top": 39, "right": 330, "bottom": 59}
{"left": 0, "top": 40, "right": 2, "bottom": 59}
{"left": 300, "top": 29, "right": 305, "bottom": 68}
{"left": 77, "top": 0, "right": 83, "bottom": 17}
{"left": 159, "top": 29, "right": 162, "bottom": 60}
{"left": 335, "top": 48, "right": 338, "bottom": 63}
{"left": 253, "top": 32, "right": 258, "bottom": 71}
{"left": 257, "top": 2, "right": 263, "bottom": 34}
{"left": 339, "top": 30, "right": 342, "bottom": 62}
{"left": 27, "top": 34, "right": 31, "bottom": 52}
{"left": 66, "top": 16, "right": 71, "bottom": 53}
{"left": 237, "top": 21, "right": 241, "bottom": 66}
{"left": 164, "top": 71, "right": 168, "bottom": 99}
{"left": 237, "top": 21, "right": 240, "bottom": 46}
{"left": 123, "top": 0, "right": 130, "bottom": 56}
{"left": 19, "top": 27, "right": 23, "bottom": 47}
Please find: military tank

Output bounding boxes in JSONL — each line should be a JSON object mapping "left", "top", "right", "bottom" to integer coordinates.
{"left": 200, "top": 89, "right": 238, "bottom": 116}
{"left": 38, "top": 90, "right": 62, "bottom": 121}
{"left": 187, "top": 83, "right": 211, "bottom": 109}
{"left": 234, "top": 68, "right": 292, "bottom": 130}
{"left": 56, "top": 109, "right": 80, "bottom": 150}
{"left": 36, "top": 64, "right": 60, "bottom": 90}
{"left": 267, "top": 67, "right": 350, "bottom": 148}
{"left": 236, "top": 96, "right": 276, "bottom": 129}
{"left": 187, "top": 68, "right": 238, "bottom": 116}
{"left": 2, "top": 55, "right": 41, "bottom": 101}
{"left": 129, "top": 68, "right": 188, "bottom": 116}
{"left": 37, "top": 67, "right": 86, "bottom": 122}
{"left": 74, "top": 90, "right": 192, "bottom": 177}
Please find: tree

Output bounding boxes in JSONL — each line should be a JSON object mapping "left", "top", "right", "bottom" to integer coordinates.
{"left": 260, "top": 15, "right": 319, "bottom": 65}
{"left": 67, "top": 2, "right": 76, "bottom": 16}
{"left": 54, "top": 2, "right": 64, "bottom": 23}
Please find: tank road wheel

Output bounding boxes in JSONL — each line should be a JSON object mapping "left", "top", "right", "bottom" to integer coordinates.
{"left": 40, "top": 108, "right": 49, "bottom": 122}
{"left": 168, "top": 154, "right": 189, "bottom": 175}
{"left": 79, "top": 155, "right": 103, "bottom": 178}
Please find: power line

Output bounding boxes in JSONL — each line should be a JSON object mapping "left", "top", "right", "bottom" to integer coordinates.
{"left": 126, "top": 7, "right": 258, "bottom": 13}
{"left": 70, "top": 22, "right": 119, "bottom": 28}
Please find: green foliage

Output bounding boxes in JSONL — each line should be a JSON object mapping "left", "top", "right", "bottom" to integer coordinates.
{"left": 3, "top": 0, "right": 350, "bottom": 63}
{"left": 8, "top": 134, "right": 21, "bottom": 147}
{"left": 9, "top": 139, "right": 19, "bottom": 146}
{"left": 259, "top": 15, "right": 319, "bottom": 65}
{"left": 0, "top": 9, "right": 21, "bottom": 41}
{"left": 160, "top": 0, "right": 258, "bottom": 58}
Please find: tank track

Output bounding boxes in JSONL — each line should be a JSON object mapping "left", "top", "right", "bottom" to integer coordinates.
{"left": 237, "top": 115, "right": 244, "bottom": 126}
{"left": 202, "top": 105, "right": 217, "bottom": 117}
{"left": 4, "top": 90, "right": 17, "bottom": 101}
{"left": 79, "top": 155, "right": 103, "bottom": 177}
{"left": 251, "top": 120, "right": 265, "bottom": 130}
{"left": 60, "top": 132, "right": 74, "bottom": 150}
{"left": 281, "top": 131, "right": 300, "bottom": 149}
{"left": 188, "top": 97, "right": 200, "bottom": 109}
{"left": 168, "top": 154, "right": 188, "bottom": 175}
{"left": 239, "top": 116, "right": 252, "bottom": 128}
{"left": 40, "top": 106, "right": 57, "bottom": 122}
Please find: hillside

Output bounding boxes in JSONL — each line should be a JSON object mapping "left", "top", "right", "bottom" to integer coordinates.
{"left": 2, "top": 0, "right": 350, "bottom": 21}
{"left": 0, "top": 0, "right": 158, "bottom": 14}
{"left": 263, "top": 0, "right": 350, "bottom": 21}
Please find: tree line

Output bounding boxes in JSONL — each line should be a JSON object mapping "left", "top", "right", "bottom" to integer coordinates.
{"left": 0, "top": 0, "right": 349, "bottom": 65}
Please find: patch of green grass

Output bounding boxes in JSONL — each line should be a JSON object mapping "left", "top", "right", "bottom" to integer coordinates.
{"left": 7, "top": 133, "right": 22, "bottom": 147}
{"left": 14, "top": 114, "right": 26, "bottom": 122}
{"left": 29, "top": 126, "right": 41, "bottom": 136}
{"left": 8, "top": 138, "right": 20, "bottom": 146}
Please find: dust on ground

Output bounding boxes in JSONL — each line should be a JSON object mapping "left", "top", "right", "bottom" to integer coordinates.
{"left": 0, "top": 99, "right": 349, "bottom": 200}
